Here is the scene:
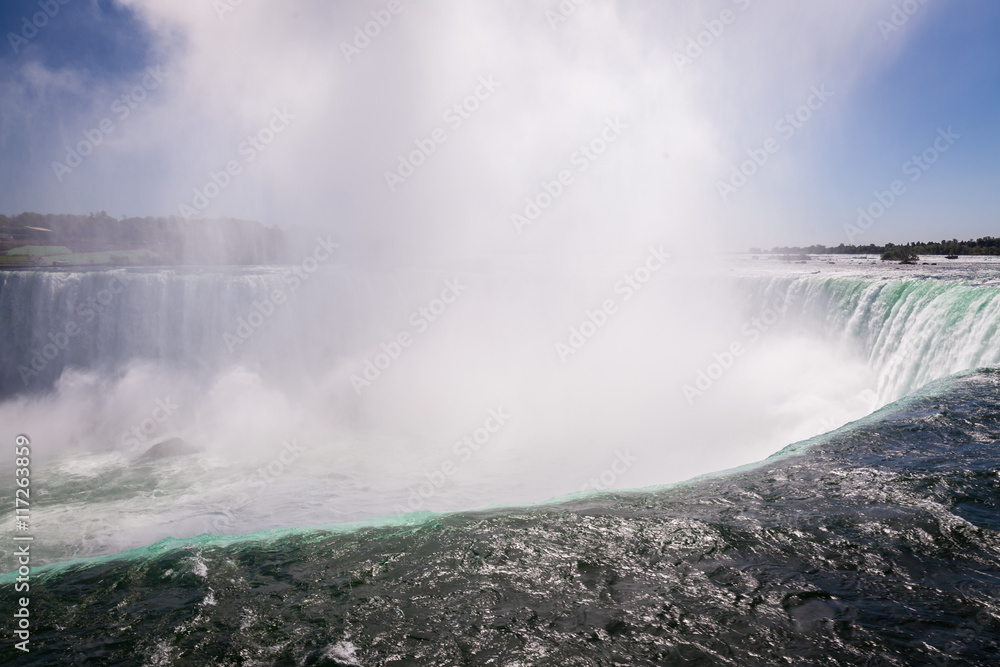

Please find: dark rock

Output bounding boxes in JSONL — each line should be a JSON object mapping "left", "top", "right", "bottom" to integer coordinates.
{"left": 139, "top": 438, "right": 201, "bottom": 461}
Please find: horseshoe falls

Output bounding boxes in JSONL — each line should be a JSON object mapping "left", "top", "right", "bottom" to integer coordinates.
{"left": 1, "top": 257, "right": 999, "bottom": 665}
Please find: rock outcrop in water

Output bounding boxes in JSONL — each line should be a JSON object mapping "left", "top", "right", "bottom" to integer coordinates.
{"left": 138, "top": 437, "right": 201, "bottom": 461}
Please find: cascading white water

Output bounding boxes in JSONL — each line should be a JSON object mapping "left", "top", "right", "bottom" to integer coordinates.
{"left": 7, "top": 266, "right": 997, "bottom": 404}
{"left": 0, "top": 269, "right": 281, "bottom": 393}
{"left": 741, "top": 274, "right": 1000, "bottom": 405}
{"left": 0, "top": 267, "right": 427, "bottom": 396}
{"left": 4, "top": 259, "right": 1000, "bottom": 568}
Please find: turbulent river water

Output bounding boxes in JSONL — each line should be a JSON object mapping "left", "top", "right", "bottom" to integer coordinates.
{"left": 2, "top": 256, "right": 999, "bottom": 665}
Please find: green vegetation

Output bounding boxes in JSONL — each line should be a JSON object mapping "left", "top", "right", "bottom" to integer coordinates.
{"left": 32, "top": 249, "right": 160, "bottom": 266}
{"left": 0, "top": 211, "right": 287, "bottom": 267}
{"left": 6, "top": 245, "right": 72, "bottom": 256}
{"left": 752, "top": 237, "right": 1000, "bottom": 257}
{"left": 880, "top": 246, "right": 919, "bottom": 263}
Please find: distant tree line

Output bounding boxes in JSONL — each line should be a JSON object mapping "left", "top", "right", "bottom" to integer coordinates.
{"left": 752, "top": 237, "right": 1000, "bottom": 257}
{"left": 0, "top": 211, "right": 287, "bottom": 265}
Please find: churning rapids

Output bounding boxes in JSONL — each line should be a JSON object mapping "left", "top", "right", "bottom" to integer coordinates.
{"left": 2, "top": 255, "right": 1000, "bottom": 665}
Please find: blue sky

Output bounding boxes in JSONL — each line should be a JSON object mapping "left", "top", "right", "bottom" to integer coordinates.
{"left": 1, "top": 1, "right": 148, "bottom": 75}
{"left": 0, "top": 1, "right": 997, "bottom": 252}
{"left": 798, "top": 0, "right": 1000, "bottom": 247}
{"left": 0, "top": 0, "right": 155, "bottom": 217}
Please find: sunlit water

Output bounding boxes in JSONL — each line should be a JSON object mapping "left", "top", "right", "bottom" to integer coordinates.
{"left": 4, "top": 256, "right": 1000, "bottom": 569}
{"left": 5, "top": 368, "right": 999, "bottom": 665}
{"left": 3, "top": 256, "right": 1000, "bottom": 664}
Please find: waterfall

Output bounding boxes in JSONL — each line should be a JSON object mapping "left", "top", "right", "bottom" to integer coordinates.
{"left": 5, "top": 268, "right": 1000, "bottom": 404}
{"left": 0, "top": 267, "right": 428, "bottom": 396}
{"left": 743, "top": 275, "right": 1000, "bottom": 404}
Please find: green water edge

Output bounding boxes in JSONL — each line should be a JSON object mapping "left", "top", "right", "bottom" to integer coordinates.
{"left": 3, "top": 368, "right": 977, "bottom": 586}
